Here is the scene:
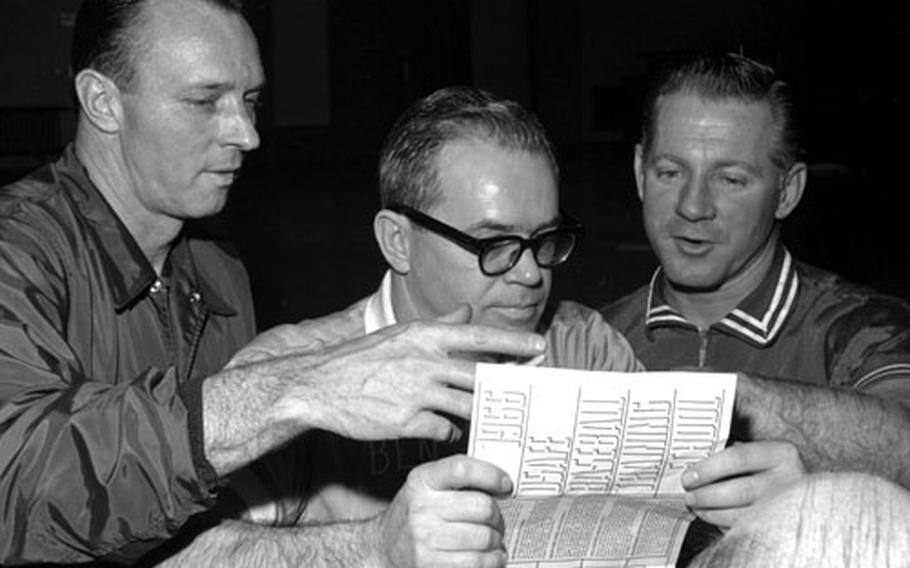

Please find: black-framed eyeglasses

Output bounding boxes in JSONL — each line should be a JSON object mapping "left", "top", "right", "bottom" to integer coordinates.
{"left": 390, "top": 205, "right": 584, "bottom": 276}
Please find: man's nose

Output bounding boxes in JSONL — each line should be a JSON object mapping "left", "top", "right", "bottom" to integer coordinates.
{"left": 675, "top": 176, "right": 715, "bottom": 221}
{"left": 504, "top": 246, "right": 544, "bottom": 286}
{"left": 221, "top": 100, "right": 260, "bottom": 151}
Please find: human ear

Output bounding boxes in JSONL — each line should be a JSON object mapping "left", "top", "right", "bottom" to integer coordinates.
{"left": 633, "top": 144, "right": 645, "bottom": 202}
{"left": 73, "top": 69, "right": 122, "bottom": 134}
{"left": 374, "top": 209, "right": 411, "bottom": 274}
{"left": 775, "top": 162, "right": 807, "bottom": 220}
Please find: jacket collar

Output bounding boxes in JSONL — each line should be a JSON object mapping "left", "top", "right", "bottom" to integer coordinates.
{"left": 62, "top": 145, "right": 235, "bottom": 315}
{"left": 645, "top": 245, "right": 800, "bottom": 347}
{"left": 167, "top": 236, "right": 237, "bottom": 316}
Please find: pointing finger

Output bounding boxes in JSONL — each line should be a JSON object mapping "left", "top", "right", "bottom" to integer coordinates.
{"left": 436, "top": 305, "right": 473, "bottom": 324}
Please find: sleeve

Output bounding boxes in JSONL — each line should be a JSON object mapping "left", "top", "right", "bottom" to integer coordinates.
{"left": 0, "top": 226, "right": 217, "bottom": 563}
{"left": 826, "top": 296, "right": 910, "bottom": 397}
{"left": 544, "top": 301, "right": 646, "bottom": 372}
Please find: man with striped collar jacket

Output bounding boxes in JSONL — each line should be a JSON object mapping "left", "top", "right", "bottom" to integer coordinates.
{"left": 602, "top": 52, "right": 910, "bottom": 544}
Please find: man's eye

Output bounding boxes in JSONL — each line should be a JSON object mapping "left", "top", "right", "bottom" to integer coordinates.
{"left": 717, "top": 174, "right": 747, "bottom": 187}
{"left": 187, "top": 98, "right": 217, "bottom": 111}
{"left": 244, "top": 97, "right": 261, "bottom": 113}
{"left": 655, "top": 168, "right": 680, "bottom": 181}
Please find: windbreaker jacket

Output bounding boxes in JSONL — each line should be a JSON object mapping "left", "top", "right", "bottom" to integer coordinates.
{"left": 0, "top": 146, "right": 256, "bottom": 564}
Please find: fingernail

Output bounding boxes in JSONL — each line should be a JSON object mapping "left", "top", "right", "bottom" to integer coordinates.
{"left": 681, "top": 468, "right": 698, "bottom": 487}
{"left": 685, "top": 492, "right": 696, "bottom": 506}
{"left": 522, "top": 354, "right": 546, "bottom": 366}
{"left": 501, "top": 475, "right": 513, "bottom": 494}
{"left": 533, "top": 337, "right": 546, "bottom": 351}
{"left": 449, "top": 427, "right": 463, "bottom": 444}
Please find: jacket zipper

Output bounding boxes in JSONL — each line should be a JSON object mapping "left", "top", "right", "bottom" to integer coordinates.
{"left": 698, "top": 328, "right": 708, "bottom": 367}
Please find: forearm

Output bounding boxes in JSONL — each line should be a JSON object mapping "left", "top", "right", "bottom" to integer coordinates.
{"left": 203, "top": 349, "right": 335, "bottom": 477}
{"left": 156, "top": 518, "right": 382, "bottom": 568}
{"left": 736, "top": 374, "right": 910, "bottom": 487}
{"left": 204, "top": 317, "right": 540, "bottom": 477}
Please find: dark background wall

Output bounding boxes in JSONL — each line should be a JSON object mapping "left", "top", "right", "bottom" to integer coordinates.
{"left": 1, "top": 0, "right": 906, "bottom": 329}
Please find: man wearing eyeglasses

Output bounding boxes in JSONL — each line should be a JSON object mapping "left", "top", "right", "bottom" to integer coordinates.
{"left": 215, "top": 86, "right": 641, "bottom": 567}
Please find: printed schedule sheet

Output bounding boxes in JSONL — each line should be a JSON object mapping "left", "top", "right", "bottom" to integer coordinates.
{"left": 468, "top": 364, "right": 737, "bottom": 568}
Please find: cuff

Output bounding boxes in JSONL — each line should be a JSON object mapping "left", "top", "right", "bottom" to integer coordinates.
{"left": 178, "top": 376, "right": 223, "bottom": 491}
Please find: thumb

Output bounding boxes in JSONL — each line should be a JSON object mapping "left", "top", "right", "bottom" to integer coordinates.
{"left": 436, "top": 304, "right": 472, "bottom": 325}
{"left": 420, "top": 455, "right": 513, "bottom": 495}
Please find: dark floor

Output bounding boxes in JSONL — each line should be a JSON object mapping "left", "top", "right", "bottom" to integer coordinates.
{"left": 3, "top": 143, "right": 907, "bottom": 332}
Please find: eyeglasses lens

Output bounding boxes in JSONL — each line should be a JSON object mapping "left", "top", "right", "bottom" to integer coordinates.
{"left": 479, "top": 231, "right": 577, "bottom": 275}
{"left": 481, "top": 240, "right": 523, "bottom": 275}
{"left": 537, "top": 232, "right": 577, "bottom": 266}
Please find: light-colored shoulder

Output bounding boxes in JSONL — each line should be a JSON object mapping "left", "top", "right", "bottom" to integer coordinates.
{"left": 227, "top": 297, "right": 368, "bottom": 368}
{"left": 543, "top": 300, "right": 645, "bottom": 372}
{"left": 292, "top": 297, "right": 369, "bottom": 347}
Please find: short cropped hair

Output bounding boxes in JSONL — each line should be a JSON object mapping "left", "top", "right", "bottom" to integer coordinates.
{"left": 71, "top": 0, "right": 244, "bottom": 91}
{"left": 379, "top": 86, "right": 558, "bottom": 211}
{"left": 640, "top": 52, "right": 803, "bottom": 174}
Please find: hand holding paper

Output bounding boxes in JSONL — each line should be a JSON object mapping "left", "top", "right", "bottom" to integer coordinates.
{"left": 682, "top": 439, "right": 806, "bottom": 528}
{"left": 378, "top": 454, "right": 512, "bottom": 568}
{"left": 467, "top": 364, "right": 737, "bottom": 567}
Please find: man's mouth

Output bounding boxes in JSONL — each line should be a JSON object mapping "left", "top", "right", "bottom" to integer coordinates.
{"left": 672, "top": 235, "right": 714, "bottom": 255}
{"left": 207, "top": 169, "right": 239, "bottom": 186}
{"left": 493, "top": 302, "right": 542, "bottom": 319}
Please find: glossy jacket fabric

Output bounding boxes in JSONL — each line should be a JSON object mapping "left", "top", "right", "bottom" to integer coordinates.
{"left": 0, "top": 147, "right": 256, "bottom": 564}
{"left": 602, "top": 247, "right": 910, "bottom": 391}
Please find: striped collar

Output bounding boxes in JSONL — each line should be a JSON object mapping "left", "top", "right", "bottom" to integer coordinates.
{"left": 645, "top": 247, "right": 800, "bottom": 347}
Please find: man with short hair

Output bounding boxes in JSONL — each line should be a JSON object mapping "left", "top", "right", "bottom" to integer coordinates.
{"left": 0, "top": 1, "right": 546, "bottom": 564}
{"left": 211, "top": 86, "right": 643, "bottom": 566}
{"left": 602, "top": 52, "right": 910, "bottom": 535}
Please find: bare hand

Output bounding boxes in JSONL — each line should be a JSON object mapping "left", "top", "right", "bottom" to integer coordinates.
{"left": 315, "top": 310, "right": 543, "bottom": 441}
{"left": 377, "top": 455, "right": 511, "bottom": 568}
{"left": 231, "top": 306, "right": 546, "bottom": 443}
{"left": 682, "top": 440, "right": 806, "bottom": 528}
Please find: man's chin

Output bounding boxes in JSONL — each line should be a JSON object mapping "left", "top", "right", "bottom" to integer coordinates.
{"left": 449, "top": 313, "right": 543, "bottom": 364}
{"left": 658, "top": 257, "right": 727, "bottom": 292}
{"left": 476, "top": 311, "right": 542, "bottom": 333}
{"left": 663, "top": 270, "right": 726, "bottom": 294}
{"left": 183, "top": 192, "right": 231, "bottom": 220}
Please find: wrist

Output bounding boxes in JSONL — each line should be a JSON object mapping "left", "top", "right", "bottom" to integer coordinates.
{"left": 358, "top": 516, "right": 389, "bottom": 568}
{"left": 201, "top": 358, "right": 309, "bottom": 475}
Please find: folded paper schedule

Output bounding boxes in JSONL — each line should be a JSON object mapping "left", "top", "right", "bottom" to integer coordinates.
{"left": 468, "top": 365, "right": 737, "bottom": 568}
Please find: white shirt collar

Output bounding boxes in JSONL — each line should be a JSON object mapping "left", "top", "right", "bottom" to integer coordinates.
{"left": 365, "top": 270, "right": 547, "bottom": 367}
{"left": 364, "top": 270, "right": 397, "bottom": 334}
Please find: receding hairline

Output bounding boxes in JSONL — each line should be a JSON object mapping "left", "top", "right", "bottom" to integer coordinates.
{"left": 124, "top": 0, "right": 265, "bottom": 90}
{"left": 438, "top": 132, "right": 555, "bottom": 159}
{"left": 122, "top": 0, "right": 258, "bottom": 87}
{"left": 639, "top": 54, "right": 802, "bottom": 173}
{"left": 429, "top": 134, "right": 559, "bottom": 211}
{"left": 648, "top": 90, "right": 785, "bottom": 169}
{"left": 652, "top": 90, "right": 778, "bottom": 128}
